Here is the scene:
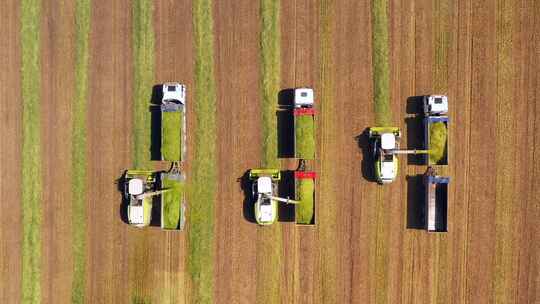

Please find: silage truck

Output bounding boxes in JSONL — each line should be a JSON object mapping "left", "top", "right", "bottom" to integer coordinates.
{"left": 123, "top": 169, "right": 186, "bottom": 230}
{"left": 293, "top": 88, "right": 316, "bottom": 160}
{"left": 160, "top": 82, "right": 187, "bottom": 162}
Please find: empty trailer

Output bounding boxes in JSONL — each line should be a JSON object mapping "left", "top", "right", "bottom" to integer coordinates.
{"left": 424, "top": 167, "right": 449, "bottom": 232}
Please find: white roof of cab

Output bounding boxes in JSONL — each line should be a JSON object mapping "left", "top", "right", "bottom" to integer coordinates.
{"left": 381, "top": 133, "right": 396, "bottom": 150}
{"left": 128, "top": 179, "right": 144, "bottom": 195}
{"left": 294, "top": 88, "right": 314, "bottom": 106}
{"left": 129, "top": 205, "right": 144, "bottom": 224}
{"left": 162, "top": 82, "right": 186, "bottom": 104}
{"left": 258, "top": 176, "right": 272, "bottom": 194}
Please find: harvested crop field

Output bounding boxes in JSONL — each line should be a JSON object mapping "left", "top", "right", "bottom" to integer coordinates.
{"left": 0, "top": 1, "right": 539, "bottom": 304}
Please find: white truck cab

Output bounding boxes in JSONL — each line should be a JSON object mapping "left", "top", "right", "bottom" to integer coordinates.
{"left": 423, "top": 95, "right": 448, "bottom": 115}
{"left": 294, "top": 87, "right": 314, "bottom": 108}
{"left": 162, "top": 82, "right": 186, "bottom": 104}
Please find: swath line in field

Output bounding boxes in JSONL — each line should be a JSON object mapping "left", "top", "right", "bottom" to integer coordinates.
{"left": 71, "top": 1, "right": 90, "bottom": 303}
{"left": 256, "top": 1, "right": 282, "bottom": 303}
{"left": 20, "top": 0, "right": 42, "bottom": 303}
{"left": 189, "top": 0, "right": 218, "bottom": 302}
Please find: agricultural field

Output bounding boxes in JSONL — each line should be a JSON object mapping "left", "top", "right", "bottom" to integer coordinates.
{"left": 0, "top": 0, "right": 539, "bottom": 303}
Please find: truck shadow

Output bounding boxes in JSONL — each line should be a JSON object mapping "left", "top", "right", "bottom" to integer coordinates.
{"left": 406, "top": 95, "right": 424, "bottom": 114}
{"left": 277, "top": 110, "right": 294, "bottom": 158}
{"left": 116, "top": 174, "right": 130, "bottom": 225}
{"left": 278, "top": 170, "right": 295, "bottom": 222}
{"left": 406, "top": 174, "right": 425, "bottom": 229}
{"left": 355, "top": 128, "right": 377, "bottom": 183}
{"left": 150, "top": 85, "right": 163, "bottom": 161}
{"left": 277, "top": 88, "right": 295, "bottom": 158}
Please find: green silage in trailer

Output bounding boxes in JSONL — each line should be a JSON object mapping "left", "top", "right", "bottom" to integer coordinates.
{"left": 428, "top": 122, "right": 448, "bottom": 165}
{"left": 162, "top": 176, "right": 184, "bottom": 229}
{"left": 296, "top": 178, "right": 314, "bottom": 224}
{"left": 161, "top": 111, "right": 182, "bottom": 161}
{"left": 295, "top": 115, "right": 315, "bottom": 159}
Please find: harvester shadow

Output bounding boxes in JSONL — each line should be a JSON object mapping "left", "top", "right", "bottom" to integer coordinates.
{"left": 406, "top": 174, "right": 425, "bottom": 229}
{"left": 278, "top": 170, "right": 295, "bottom": 222}
{"left": 150, "top": 85, "right": 163, "bottom": 161}
{"left": 405, "top": 116, "right": 425, "bottom": 165}
{"left": 406, "top": 96, "right": 424, "bottom": 114}
{"left": 116, "top": 174, "right": 130, "bottom": 225}
{"left": 239, "top": 170, "right": 256, "bottom": 223}
{"left": 355, "top": 129, "right": 377, "bottom": 183}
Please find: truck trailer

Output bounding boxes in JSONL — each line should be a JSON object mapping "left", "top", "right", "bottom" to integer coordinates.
{"left": 424, "top": 167, "right": 449, "bottom": 232}
{"left": 294, "top": 171, "right": 316, "bottom": 225}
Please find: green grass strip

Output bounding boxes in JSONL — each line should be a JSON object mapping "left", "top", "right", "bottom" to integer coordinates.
{"left": 295, "top": 179, "right": 314, "bottom": 224}
{"left": 371, "top": 1, "right": 391, "bottom": 302}
{"left": 295, "top": 115, "right": 315, "bottom": 159}
{"left": 371, "top": 0, "right": 392, "bottom": 126}
{"left": 72, "top": 1, "right": 91, "bottom": 303}
{"left": 190, "top": 1, "right": 218, "bottom": 303}
{"left": 20, "top": 0, "right": 42, "bottom": 303}
{"left": 133, "top": 0, "right": 154, "bottom": 169}
{"left": 260, "top": 0, "right": 280, "bottom": 168}
{"left": 257, "top": 2, "right": 282, "bottom": 303}
{"left": 318, "top": 0, "right": 339, "bottom": 302}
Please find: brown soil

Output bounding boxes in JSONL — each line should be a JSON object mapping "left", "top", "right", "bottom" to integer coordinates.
{"left": 1, "top": 1, "right": 539, "bottom": 303}
{"left": 0, "top": 1, "right": 22, "bottom": 302}
{"left": 85, "top": 1, "right": 132, "bottom": 303}
{"left": 212, "top": 1, "right": 261, "bottom": 303}
{"left": 39, "top": 1, "right": 76, "bottom": 303}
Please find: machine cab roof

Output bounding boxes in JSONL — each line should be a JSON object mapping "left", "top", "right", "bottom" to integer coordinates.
{"left": 162, "top": 82, "right": 186, "bottom": 104}
{"left": 294, "top": 87, "right": 314, "bottom": 108}
{"left": 257, "top": 176, "right": 273, "bottom": 194}
{"left": 381, "top": 133, "right": 396, "bottom": 150}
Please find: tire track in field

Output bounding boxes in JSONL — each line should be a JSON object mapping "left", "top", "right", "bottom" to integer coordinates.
{"left": 493, "top": 1, "right": 518, "bottom": 302}
{"left": 467, "top": 1, "right": 498, "bottom": 302}
{"left": 86, "top": 1, "right": 132, "bottom": 302}
{"left": 0, "top": 1, "right": 22, "bottom": 302}
{"left": 317, "top": 0, "right": 339, "bottom": 302}
{"left": 213, "top": 1, "right": 260, "bottom": 303}
{"left": 40, "top": 1, "right": 75, "bottom": 303}
{"left": 152, "top": 0, "right": 194, "bottom": 302}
